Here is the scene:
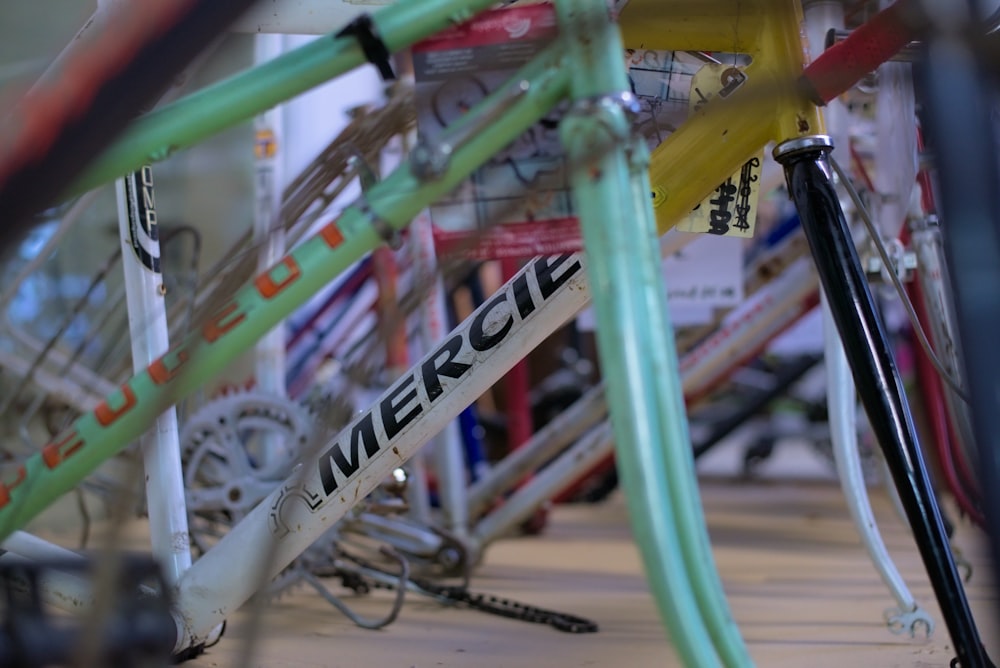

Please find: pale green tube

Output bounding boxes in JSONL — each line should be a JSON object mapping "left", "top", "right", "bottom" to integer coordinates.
{"left": 625, "top": 137, "right": 753, "bottom": 668}
{"left": 563, "top": 125, "right": 719, "bottom": 667}
{"left": 555, "top": 0, "right": 748, "bottom": 665}
{"left": 69, "top": 0, "right": 502, "bottom": 196}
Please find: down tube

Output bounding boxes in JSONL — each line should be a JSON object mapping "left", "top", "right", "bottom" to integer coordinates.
{"left": 0, "top": 50, "right": 569, "bottom": 541}
{"left": 173, "top": 255, "right": 592, "bottom": 648}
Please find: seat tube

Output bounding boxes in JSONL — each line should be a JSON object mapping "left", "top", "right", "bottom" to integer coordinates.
{"left": 554, "top": 1, "right": 749, "bottom": 666}
{"left": 773, "top": 135, "right": 992, "bottom": 668}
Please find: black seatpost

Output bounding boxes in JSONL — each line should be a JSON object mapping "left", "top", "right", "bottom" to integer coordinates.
{"left": 773, "top": 136, "right": 993, "bottom": 668}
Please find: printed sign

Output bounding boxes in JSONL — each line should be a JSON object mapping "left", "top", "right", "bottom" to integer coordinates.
{"left": 577, "top": 233, "right": 744, "bottom": 330}
{"left": 661, "top": 233, "right": 744, "bottom": 308}
{"left": 413, "top": 4, "right": 574, "bottom": 259}
{"left": 413, "top": 6, "right": 762, "bottom": 258}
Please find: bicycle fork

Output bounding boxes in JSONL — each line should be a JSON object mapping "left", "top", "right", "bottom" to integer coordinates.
{"left": 773, "top": 136, "right": 993, "bottom": 668}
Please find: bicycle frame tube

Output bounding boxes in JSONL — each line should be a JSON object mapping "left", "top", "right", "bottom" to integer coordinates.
{"left": 777, "top": 140, "right": 992, "bottom": 668}
{"left": 909, "top": 220, "right": 979, "bottom": 482}
{"left": 167, "top": 7, "right": 750, "bottom": 653}
{"left": 68, "top": 0, "right": 502, "bottom": 195}
{"left": 0, "top": 47, "right": 570, "bottom": 540}
{"left": 464, "top": 257, "right": 820, "bottom": 549}
{"left": 557, "top": 1, "right": 748, "bottom": 665}
{"left": 471, "top": 423, "right": 615, "bottom": 548}
{"left": 409, "top": 212, "right": 471, "bottom": 538}
{"left": 620, "top": 0, "right": 824, "bottom": 233}
{"left": 462, "top": 223, "right": 809, "bottom": 505}
{"left": 0, "top": 2, "right": 899, "bottom": 661}
{"left": 115, "top": 166, "right": 193, "bottom": 586}
{"left": 172, "top": 252, "right": 591, "bottom": 647}
{"left": 0, "top": 0, "right": 828, "bottom": 536}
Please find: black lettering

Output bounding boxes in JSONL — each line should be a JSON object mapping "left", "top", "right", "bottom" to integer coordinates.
{"left": 126, "top": 166, "right": 161, "bottom": 271}
{"left": 319, "top": 412, "right": 379, "bottom": 495}
{"left": 534, "top": 254, "right": 582, "bottom": 300}
{"left": 380, "top": 374, "right": 423, "bottom": 440}
{"left": 512, "top": 273, "right": 535, "bottom": 319}
{"left": 708, "top": 180, "right": 736, "bottom": 235}
{"left": 470, "top": 294, "right": 514, "bottom": 352}
{"left": 421, "top": 334, "right": 472, "bottom": 401}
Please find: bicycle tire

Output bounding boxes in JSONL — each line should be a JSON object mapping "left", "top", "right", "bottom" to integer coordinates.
{"left": 917, "top": 33, "right": 1000, "bottom": 620}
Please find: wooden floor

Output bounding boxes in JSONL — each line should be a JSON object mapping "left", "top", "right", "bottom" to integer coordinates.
{"left": 186, "top": 472, "right": 1000, "bottom": 668}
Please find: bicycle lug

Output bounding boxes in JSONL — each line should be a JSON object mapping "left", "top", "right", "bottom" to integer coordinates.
{"left": 410, "top": 78, "right": 532, "bottom": 181}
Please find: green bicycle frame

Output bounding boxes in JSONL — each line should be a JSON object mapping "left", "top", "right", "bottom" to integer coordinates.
{"left": 1, "top": 0, "right": 758, "bottom": 664}
{"left": 0, "top": 25, "right": 566, "bottom": 539}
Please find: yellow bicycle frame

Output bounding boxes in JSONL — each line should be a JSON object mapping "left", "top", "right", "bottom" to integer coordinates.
{"left": 619, "top": 0, "right": 825, "bottom": 234}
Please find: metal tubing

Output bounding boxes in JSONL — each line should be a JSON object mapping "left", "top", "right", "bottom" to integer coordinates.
{"left": 115, "top": 167, "right": 193, "bottom": 585}
{"left": 821, "top": 294, "right": 932, "bottom": 636}
{"left": 69, "top": 0, "right": 503, "bottom": 195}
{"left": 775, "top": 139, "right": 991, "bottom": 668}
{"left": 172, "top": 253, "right": 591, "bottom": 648}
{"left": 0, "top": 49, "right": 570, "bottom": 541}
{"left": 472, "top": 424, "right": 614, "bottom": 548}
{"left": 557, "top": 0, "right": 748, "bottom": 664}
{"left": 466, "top": 382, "right": 608, "bottom": 520}
{"left": 409, "top": 213, "right": 469, "bottom": 537}
{"left": 909, "top": 220, "right": 979, "bottom": 485}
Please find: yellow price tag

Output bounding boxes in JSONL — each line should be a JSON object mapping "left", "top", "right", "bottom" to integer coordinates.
{"left": 677, "top": 63, "right": 763, "bottom": 238}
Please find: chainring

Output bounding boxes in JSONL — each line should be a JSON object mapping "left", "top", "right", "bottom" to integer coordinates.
{"left": 180, "top": 390, "right": 314, "bottom": 553}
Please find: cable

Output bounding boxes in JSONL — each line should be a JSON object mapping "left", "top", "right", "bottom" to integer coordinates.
{"left": 828, "top": 154, "right": 971, "bottom": 403}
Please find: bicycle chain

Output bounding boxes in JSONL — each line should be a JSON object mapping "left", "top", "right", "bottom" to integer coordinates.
{"left": 339, "top": 551, "right": 598, "bottom": 634}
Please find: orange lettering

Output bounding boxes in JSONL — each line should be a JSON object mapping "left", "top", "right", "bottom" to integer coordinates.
{"left": 320, "top": 222, "right": 345, "bottom": 249}
{"left": 203, "top": 302, "right": 246, "bottom": 343}
{"left": 95, "top": 385, "right": 138, "bottom": 427}
{"left": 42, "top": 429, "right": 85, "bottom": 469}
{"left": 255, "top": 257, "right": 301, "bottom": 299}
{"left": 149, "top": 347, "right": 190, "bottom": 385}
{"left": 0, "top": 465, "right": 26, "bottom": 508}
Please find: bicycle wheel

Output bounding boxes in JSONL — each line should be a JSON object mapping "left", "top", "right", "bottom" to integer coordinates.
{"left": 917, "top": 12, "right": 1000, "bottom": 620}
